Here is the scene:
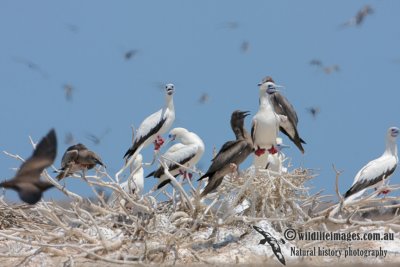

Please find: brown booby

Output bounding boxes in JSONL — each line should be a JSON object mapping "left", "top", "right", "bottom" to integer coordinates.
{"left": 56, "top": 143, "right": 105, "bottom": 180}
{"left": 0, "top": 129, "right": 57, "bottom": 204}
{"left": 198, "top": 110, "right": 253, "bottom": 197}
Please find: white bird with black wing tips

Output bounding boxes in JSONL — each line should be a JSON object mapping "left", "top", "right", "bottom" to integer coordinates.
{"left": 124, "top": 83, "right": 175, "bottom": 163}
{"left": 146, "top": 127, "right": 205, "bottom": 190}
{"left": 343, "top": 127, "right": 399, "bottom": 204}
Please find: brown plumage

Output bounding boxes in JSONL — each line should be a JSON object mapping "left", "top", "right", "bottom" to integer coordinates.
{"left": 56, "top": 143, "right": 105, "bottom": 180}
{"left": 198, "top": 110, "right": 253, "bottom": 197}
{"left": 0, "top": 129, "right": 57, "bottom": 204}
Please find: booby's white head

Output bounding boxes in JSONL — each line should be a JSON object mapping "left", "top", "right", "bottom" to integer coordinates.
{"left": 168, "top": 127, "right": 189, "bottom": 141}
{"left": 389, "top": 127, "right": 399, "bottom": 139}
{"left": 258, "top": 76, "right": 283, "bottom": 96}
{"left": 165, "top": 83, "right": 175, "bottom": 96}
{"left": 133, "top": 154, "right": 143, "bottom": 168}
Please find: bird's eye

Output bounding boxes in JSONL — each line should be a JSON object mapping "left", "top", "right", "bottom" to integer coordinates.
{"left": 268, "top": 84, "right": 274, "bottom": 89}
{"left": 168, "top": 134, "right": 172, "bottom": 138}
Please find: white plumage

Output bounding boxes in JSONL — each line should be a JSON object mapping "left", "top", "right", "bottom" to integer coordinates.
{"left": 124, "top": 83, "right": 175, "bottom": 161}
{"left": 253, "top": 137, "right": 288, "bottom": 173}
{"left": 252, "top": 79, "right": 284, "bottom": 159}
{"left": 147, "top": 127, "right": 205, "bottom": 189}
{"left": 344, "top": 127, "right": 399, "bottom": 203}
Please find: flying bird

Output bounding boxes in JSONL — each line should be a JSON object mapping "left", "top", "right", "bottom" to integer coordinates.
{"left": 0, "top": 129, "right": 57, "bottom": 204}
{"left": 306, "top": 107, "right": 320, "bottom": 119}
{"left": 343, "top": 127, "right": 399, "bottom": 203}
{"left": 124, "top": 83, "right": 175, "bottom": 161}
{"left": 240, "top": 41, "right": 250, "bottom": 53}
{"left": 253, "top": 225, "right": 286, "bottom": 265}
{"left": 266, "top": 77, "right": 306, "bottom": 154}
{"left": 63, "top": 84, "right": 74, "bottom": 102}
{"left": 309, "top": 59, "right": 323, "bottom": 66}
{"left": 341, "top": 5, "right": 373, "bottom": 27}
{"left": 147, "top": 127, "right": 205, "bottom": 189}
{"left": 198, "top": 93, "right": 209, "bottom": 104}
{"left": 252, "top": 78, "right": 284, "bottom": 157}
{"left": 198, "top": 110, "right": 253, "bottom": 197}
{"left": 12, "top": 57, "right": 48, "bottom": 78}
{"left": 323, "top": 65, "right": 340, "bottom": 74}
{"left": 124, "top": 49, "right": 138, "bottom": 60}
{"left": 56, "top": 143, "right": 105, "bottom": 180}
{"left": 85, "top": 128, "right": 111, "bottom": 145}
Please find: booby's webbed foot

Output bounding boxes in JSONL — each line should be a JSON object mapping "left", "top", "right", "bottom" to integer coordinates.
{"left": 179, "top": 170, "right": 193, "bottom": 180}
{"left": 153, "top": 136, "right": 165, "bottom": 151}
{"left": 255, "top": 147, "right": 266, "bottom": 156}
{"left": 268, "top": 146, "right": 278, "bottom": 155}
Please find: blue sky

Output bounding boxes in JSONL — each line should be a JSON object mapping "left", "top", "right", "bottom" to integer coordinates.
{"left": 1, "top": 1, "right": 399, "bottom": 202}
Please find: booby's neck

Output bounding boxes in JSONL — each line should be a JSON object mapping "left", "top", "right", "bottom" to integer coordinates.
{"left": 165, "top": 94, "right": 174, "bottom": 110}
{"left": 259, "top": 92, "right": 273, "bottom": 110}
{"left": 384, "top": 137, "right": 398, "bottom": 157}
{"left": 232, "top": 122, "right": 247, "bottom": 140}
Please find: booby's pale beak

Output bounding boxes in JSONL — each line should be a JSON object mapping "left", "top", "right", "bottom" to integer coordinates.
{"left": 241, "top": 111, "right": 251, "bottom": 117}
{"left": 278, "top": 144, "right": 290, "bottom": 149}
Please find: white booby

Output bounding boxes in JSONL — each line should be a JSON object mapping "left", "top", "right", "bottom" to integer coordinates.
{"left": 251, "top": 79, "right": 282, "bottom": 158}
{"left": 146, "top": 127, "right": 205, "bottom": 189}
{"left": 121, "top": 154, "right": 144, "bottom": 195}
{"left": 263, "top": 77, "right": 306, "bottom": 154}
{"left": 0, "top": 129, "right": 57, "bottom": 204}
{"left": 124, "top": 83, "right": 175, "bottom": 161}
{"left": 56, "top": 143, "right": 105, "bottom": 180}
{"left": 199, "top": 110, "right": 253, "bottom": 197}
{"left": 343, "top": 127, "right": 399, "bottom": 203}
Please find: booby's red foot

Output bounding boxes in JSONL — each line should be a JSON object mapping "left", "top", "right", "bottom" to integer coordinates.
{"left": 379, "top": 189, "right": 391, "bottom": 195}
{"left": 268, "top": 146, "right": 278, "bottom": 155}
{"left": 255, "top": 148, "right": 266, "bottom": 156}
{"left": 179, "top": 170, "right": 193, "bottom": 180}
{"left": 153, "top": 136, "right": 165, "bottom": 151}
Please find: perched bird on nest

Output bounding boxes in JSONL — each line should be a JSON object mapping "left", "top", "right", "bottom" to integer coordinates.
{"left": 56, "top": 143, "right": 105, "bottom": 180}
{"left": 147, "top": 127, "right": 205, "bottom": 190}
{"left": 0, "top": 129, "right": 57, "bottom": 204}
{"left": 199, "top": 110, "right": 253, "bottom": 197}
{"left": 343, "top": 127, "right": 399, "bottom": 203}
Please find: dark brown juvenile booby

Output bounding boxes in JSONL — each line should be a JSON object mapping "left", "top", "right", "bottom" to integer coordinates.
{"left": 0, "top": 129, "right": 57, "bottom": 204}
{"left": 198, "top": 110, "right": 253, "bottom": 197}
{"left": 56, "top": 143, "right": 105, "bottom": 180}
{"left": 262, "top": 76, "right": 306, "bottom": 154}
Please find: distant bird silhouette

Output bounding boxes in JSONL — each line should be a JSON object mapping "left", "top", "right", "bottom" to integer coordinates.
{"left": 309, "top": 59, "right": 323, "bottom": 66}
{"left": 220, "top": 21, "right": 239, "bottom": 29}
{"left": 198, "top": 93, "right": 209, "bottom": 104}
{"left": 253, "top": 225, "right": 286, "bottom": 265}
{"left": 85, "top": 128, "right": 111, "bottom": 145}
{"left": 64, "top": 132, "right": 75, "bottom": 145}
{"left": 63, "top": 84, "right": 74, "bottom": 102}
{"left": 124, "top": 49, "right": 138, "bottom": 60}
{"left": 0, "top": 129, "right": 57, "bottom": 204}
{"left": 240, "top": 41, "right": 250, "bottom": 53}
{"left": 56, "top": 143, "right": 105, "bottom": 180}
{"left": 199, "top": 110, "right": 253, "bottom": 197}
{"left": 323, "top": 65, "right": 340, "bottom": 74}
{"left": 306, "top": 107, "right": 320, "bottom": 119}
{"left": 12, "top": 57, "right": 48, "bottom": 78}
{"left": 341, "top": 5, "right": 373, "bottom": 28}
{"left": 66, "top": 24, "right": 79, "bottom": 33}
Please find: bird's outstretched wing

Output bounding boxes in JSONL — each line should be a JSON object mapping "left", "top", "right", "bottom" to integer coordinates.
{"left": 14, "top": 129, "right": 57, "bottom": 182}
